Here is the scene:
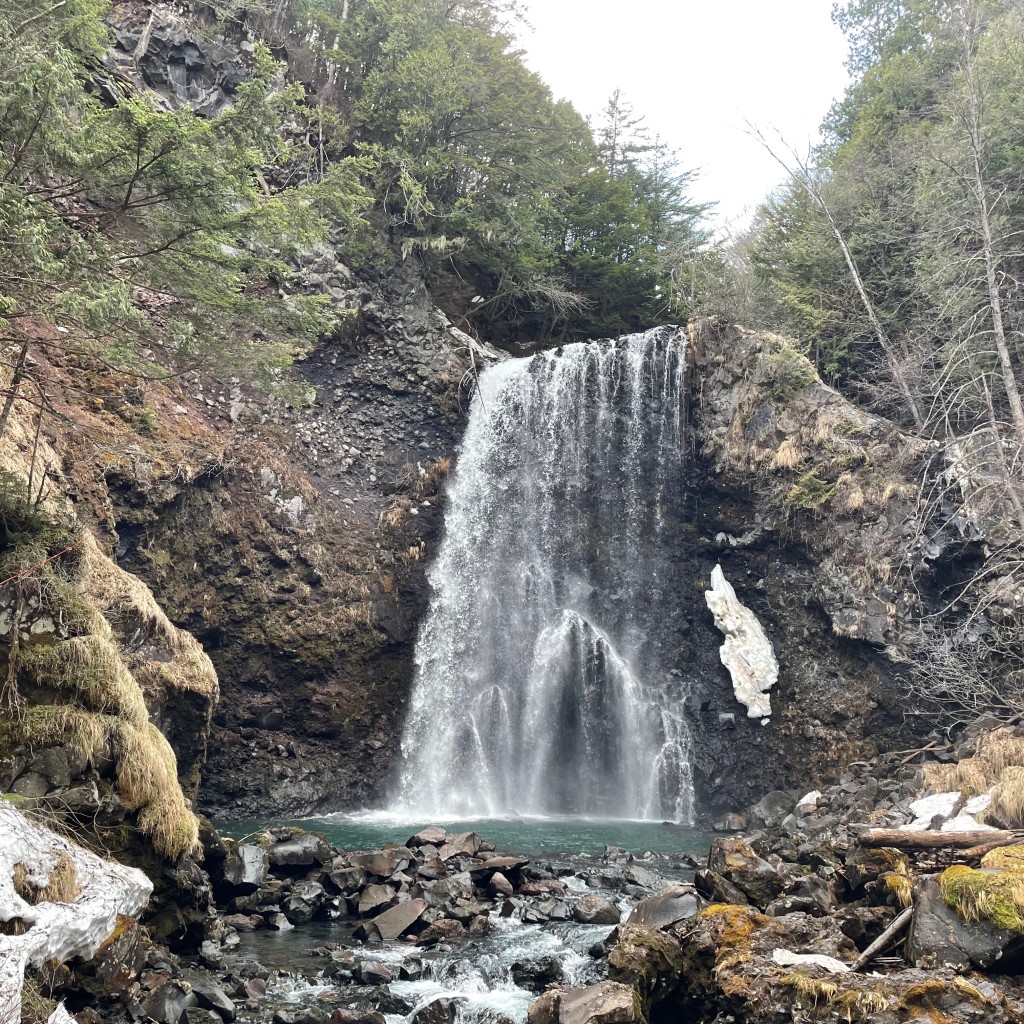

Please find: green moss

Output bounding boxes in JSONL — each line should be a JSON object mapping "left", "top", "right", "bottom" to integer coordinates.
{"left": 940, "top": 864, "right": 1024, "bottom": 932}
{"left": 764, "top": 344, "right": 817, "bottom": 402}
{"left": 785, "top": 471, "right": 837, "bottom": 511}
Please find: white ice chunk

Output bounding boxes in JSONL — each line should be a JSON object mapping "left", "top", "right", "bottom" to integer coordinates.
{"left": 705, "top": 564, "right": 779, "bottom": 719}
{"left": 0, "top": 803, "right": 152, "bottom": 1020}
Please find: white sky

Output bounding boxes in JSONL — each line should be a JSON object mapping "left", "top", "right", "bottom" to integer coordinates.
{"left": 516, "top": 0, "right": 852, "bottom": 232}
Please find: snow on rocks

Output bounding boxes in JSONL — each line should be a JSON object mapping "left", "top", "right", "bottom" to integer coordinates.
{"left": 0, "top": 803, "right": 152, "bottom": 1022}
{"left": 704, "top": 564, "right": 779, "bottom": 719}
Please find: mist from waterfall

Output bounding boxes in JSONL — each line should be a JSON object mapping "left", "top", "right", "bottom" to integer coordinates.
{"left": 395, "top": 327, "right": 694, "bottom": 822}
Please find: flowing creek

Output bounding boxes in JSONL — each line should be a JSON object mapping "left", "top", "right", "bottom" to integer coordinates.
{"left": 218, "top": 818, "right": 715, "bottom": 1024}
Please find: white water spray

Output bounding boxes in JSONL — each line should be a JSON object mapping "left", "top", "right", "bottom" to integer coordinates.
{"left": 396, "top": 327, "right": 694, "bottom": 821}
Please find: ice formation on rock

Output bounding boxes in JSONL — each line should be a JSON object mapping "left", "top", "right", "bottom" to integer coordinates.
{"left": 0, "top": 803, "right": 152, "bottom": 1021}
{"left": 704, "top": 564, "right": 779, "bottom": 719}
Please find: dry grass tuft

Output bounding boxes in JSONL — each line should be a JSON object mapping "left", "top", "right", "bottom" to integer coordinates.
{"left": 832, "top": 473, "right": 866, "bottom": 515}
{"left": 770, "top": 439, "right": 805, "bottom": 471}
{"left": 922, "top": 729, "right": 1024, "bottom": 802}
{"left": 21, "top": 706, "right": 200, "bottom": 861}
{"left": 13, "top": 853, "right": 80, "bottom": 906}
{"left": 988, "top": 766, "right": 1024, "bottom": 829}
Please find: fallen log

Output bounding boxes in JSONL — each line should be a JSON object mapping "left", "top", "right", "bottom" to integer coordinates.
{"left": 858, "top": 828, "right": 1024, "bottom": 851}
{"left": 851, "top": 907, "right": 913, "bottom": 971}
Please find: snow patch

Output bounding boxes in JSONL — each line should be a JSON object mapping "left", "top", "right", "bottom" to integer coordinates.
{"left": 704, "top": 564, "right": 779, "bottom": 719}
{"left": 0, "top": 803, "right": 152, "bottom": 1021}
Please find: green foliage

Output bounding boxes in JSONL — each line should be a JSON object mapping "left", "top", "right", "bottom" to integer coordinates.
{"left": 0, "top": 0, "right": 372, "bottom": 387}
{"left": 785, "top": 471, "right": 838, "bottom": 511}
{"left": 765, "top": 344, "right": 818, "bottom": 401}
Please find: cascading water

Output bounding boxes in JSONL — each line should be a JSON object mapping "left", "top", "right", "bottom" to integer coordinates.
{"left": 396, "top": 326, "right": 694, "bottom": 822}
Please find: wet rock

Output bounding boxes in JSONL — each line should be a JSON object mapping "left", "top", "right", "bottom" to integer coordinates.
{"left": 222, "top": 843, "right": 269, "bottom": 894}
{"left": 267, "top": 831, "right": 332, "bottom": 868}
{"left": 186, "top": 976, "right": 236, "bottom": 1022}
{"left": 416, "top": 918, "right": 465, "bottom": 945}
{"left": 284, "top": 880, "right": 325, "bottom": 925}
{"left": 693, "top": 868, "right": 749, "bottom": 905}
{"left": 142, "top": 980, "right": 198, "bottom": 1024}
{"left": 489, "top": 872, "right": 514, "bottom": 897}
{"left": 706, "top": 837, "right": 785, "bottom": 906}
{"left": 608, "top": 924, "right": 683, "bottom": 1011}
{"left": 350, "top": 848, "right": 413, "bottom": 877}
{"left": 518, "top": 879, "right": 568, "bottom": 896}
{"left": 356, "top": 961, "right": 393, "bottom": 984}
{"left": 266, "top": 912, "right": 293, "bottom": 931}
{"left": 627, "top": 884, "right": 704, "bottom": 931}
{"left": 572, "top": 895, "right": 621, "bottom": 925}
{"left": 223, "top": 913, "right": 262, "bottom": 932}
{"left": 907, "top": 874, "right": 1024, "bottom": 970}
{"left": 468, "top": 915, "right": 491, "bottom": 936}
{"left": 602, "top": 846, "right": 630, "bottom": 863}
{"left": 559, "top": 982, "right": 641, "bottom": 1024}
{"left": 330, "top": 1010, "right": 387, "bottom": 1024}
{"left": 622, "top": 865, "right": 660, "bottom": 890}
{"left": 358, "top": 883, "right": 397, "bottom": 916}
{"left": 512, "top": 955, "right": 564, "bottom": 993}
{"left": 470, "top": 856, "right": 529, "bottom": 880}
{"left": 408, "top": 826, "right": 447, "bottom": 847}
{"left": 411, "top": 997, "right": 465, "bottom": 1024}
{"left": 355, "top": 898, "right": 426, "bottom": 941}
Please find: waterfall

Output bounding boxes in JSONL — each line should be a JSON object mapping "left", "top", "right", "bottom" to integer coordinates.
{"left": 396, "top": 327, "right": 694, "bottom": 822}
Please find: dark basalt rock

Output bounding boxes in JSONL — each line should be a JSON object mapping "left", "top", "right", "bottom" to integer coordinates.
{"left": 627, "top": 884, "right": 704, "bottom": 931}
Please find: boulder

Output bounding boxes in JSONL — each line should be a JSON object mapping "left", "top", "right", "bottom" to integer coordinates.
{"left": 355, "top": 898, "right": 426, "bottom": 941}
{"left": 707, "top": 837, "right": 785, "bottom": 906}
{"left": 469, "top": 856, "right": 529, "bottom": 880}
{"left": 747, "top": 790, "right": 795, "bottom": 828}
{"left": 627, "top": 884, "right": 704, "bottom": 931}
{"left": 142, "top": 981, "right": 199, "bottom": 1024}
{"left": 358, "top": 883, "right": 397, "bottom": 917}
{"left": 572, "top": 895, "right": 620, "bottom": 925}
{"left": 186, "top": 976, "right": 237, "bottom": 1022}
{"left": 559, "top": 982, "right": 642, "bottom": 1024}
{"left": 418, "top": 857, "right": 447, "bottom": 880}
{"left": 330, "top": 1011, "right": 387, "bottom": 1024}
{"left": 527, "top": 990, "right": 562, "bottom": 1024}
{"left": 512, "top": 955, "right": 565, "bottom": 993}
{"left": 518, "top": 879, "right": 568, "bottom": 896}
{"left": 411, "top": 997, "right": 465, "bottom": 1024}
{"left": 350, "top": 848, "right": 413, "bottom": 877}
{"left": 415, "top": 919, "right": 466, "bottom": 945}
{"left": 622, "top": 865, "right": 660, "bottom": 890}
{"left": 284, "top": 880, "right": 325, "bottom": 925}
{"left": 223, "top": 913, "right": 262, "bottom": 932}
{"left": 693, "top": 869, "right": 749, "bottom": 906}
{"left": 907, "top": 874, "right": 1024, "bottom": 970}
{"left": 356, "top": 961, "right": 393, "bottom": 984}
{"left": 448, "top": 832, "right": 483, "bottom": 856}
{"left": 328, "top": 863, "right": 368, "bottom": 893}
{"left": 489, "top": 872, "right": 514, "bottom": 897}
{"left": 267, "top": 831, "right": 332, "bottom": 868}
{"left": 408, "top": 826, "right": 448, "bottom": 847}
{"left": 608, "top": 924, "right": 683, "bottom": 1010}
{"left": 222, "top": 843, "right": 269, "bottom": 894}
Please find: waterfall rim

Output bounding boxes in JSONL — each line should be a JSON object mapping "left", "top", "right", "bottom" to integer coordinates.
{"left": 317, "top": 810, "right": 692, "bottom": 827}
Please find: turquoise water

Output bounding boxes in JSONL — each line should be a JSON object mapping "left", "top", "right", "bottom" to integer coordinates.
{"left": 218, "top": 812, "right": 714, "bottom": 859}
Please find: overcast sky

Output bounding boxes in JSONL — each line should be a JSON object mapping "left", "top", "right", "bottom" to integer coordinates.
{"left": 515, "top": 0, "right": 851, "bottom": 232}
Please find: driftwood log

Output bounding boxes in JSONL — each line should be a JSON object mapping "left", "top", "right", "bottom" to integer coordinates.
{"left": 851, "top": 907, "right": 913, "bottom": 971}
{"left": 857, "top": 828, "right": 1024, "bottom": 851}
